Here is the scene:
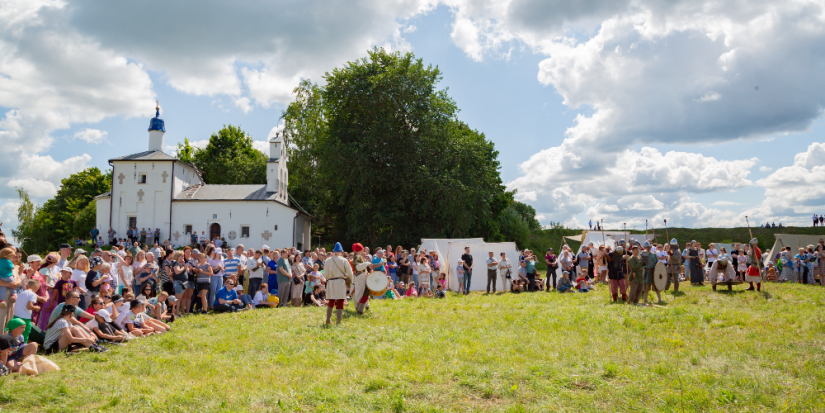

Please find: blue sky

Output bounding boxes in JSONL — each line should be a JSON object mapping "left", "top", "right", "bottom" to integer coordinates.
{"left": 1, "top": 1, "right": 824, "bottom": 231}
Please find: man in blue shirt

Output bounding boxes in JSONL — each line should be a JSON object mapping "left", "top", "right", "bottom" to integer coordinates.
{"left": 213, "top": 278, "right": 243, "bottom": 312}
{"left": 372, "top": 250, "right": 386, "bottom": 272}
{"left": 90, "top": 226, "right": 99, "bottom": 244}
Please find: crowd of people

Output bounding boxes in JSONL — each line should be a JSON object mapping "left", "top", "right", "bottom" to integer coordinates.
{"left": 2, "top": 223, "right": 824, "bottom": 376}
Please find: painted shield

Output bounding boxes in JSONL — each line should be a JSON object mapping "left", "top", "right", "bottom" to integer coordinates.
{"left": 653, "top": 262, "right": 668, "bottom": 291}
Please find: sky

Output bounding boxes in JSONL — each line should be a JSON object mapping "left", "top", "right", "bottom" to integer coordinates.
{"left": 1, "top": 0, "right": 824, "bottom": 233}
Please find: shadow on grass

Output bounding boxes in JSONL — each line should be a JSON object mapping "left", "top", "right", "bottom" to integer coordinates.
{"left": 714, "top": 289, "right": 745, "bottom": 295}
{"left": 670, "top": 290, "right": 687, "bottom": 297}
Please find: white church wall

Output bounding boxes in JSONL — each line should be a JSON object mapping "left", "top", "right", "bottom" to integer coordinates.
{"left": 170, "top": 201, "right": 304, "bottom": 250}
{"left": 95, "top": 195, "right": 110, "bottom": 233}
{"left": 109, "top": 161, "right": 174, "bottom": 242}
{"left": 172, "top": 163, "right": 202, "bottom": 196}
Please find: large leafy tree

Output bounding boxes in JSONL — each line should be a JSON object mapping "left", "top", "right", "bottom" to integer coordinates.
{"left": 191, "top": 125, "right": 267, "bottom": 185}
{"left": 283, "top": 48, "right": 512, "bottom": 246}
{"left": 13, "top": 167, "right": 111, "bottom": 253}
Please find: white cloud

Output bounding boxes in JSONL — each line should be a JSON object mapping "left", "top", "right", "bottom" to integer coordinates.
{"left": 746, "top": 142, "right": 825, "bottom": 224}
{"left": 713, "top": 201, "right": 742, "bottom": 206}
{"left": 694, "top": 91, "right": 721, "bottom": 102}
{"left": 233, "top": 97, "right": 252, "bottom": 114}
{"left": 73, "top": 128, "right": 107, "bottom": 144}
{"left": 759, "top": 166, "right": 773, "bottom": 172}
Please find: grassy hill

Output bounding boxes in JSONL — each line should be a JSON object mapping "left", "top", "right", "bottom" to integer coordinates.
{"left": 2, "top": 284, "right": 823, "bottom": 412}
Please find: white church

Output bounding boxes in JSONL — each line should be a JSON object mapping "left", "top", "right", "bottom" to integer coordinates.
{"left": 95, "top": 106, "right": 312, "bottom": 250}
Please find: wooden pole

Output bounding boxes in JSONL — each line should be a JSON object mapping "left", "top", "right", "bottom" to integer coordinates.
{"left": 601, "top": 219, "right": 606, "bottom": 246}
{"left": 624, "top": 223, "right": 628, "bottom": 275}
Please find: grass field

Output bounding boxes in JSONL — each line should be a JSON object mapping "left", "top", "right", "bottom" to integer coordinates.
{"left": 1, "top": 283, "right": 824, "bottom": 412}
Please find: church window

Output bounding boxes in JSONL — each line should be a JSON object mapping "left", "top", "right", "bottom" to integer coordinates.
{"left": 184, "top": 225, "right": 193, "bottom": 234}
{"left": 274, "top": 225, "right": 278, "bottom": 231}
{"left": 138, "top": 174, "right": 147, "bottom": 184}
{"left": 241, "top": 226, "right": 250, "bottom": 238}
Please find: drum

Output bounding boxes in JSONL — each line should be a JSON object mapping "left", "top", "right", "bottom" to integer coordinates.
{"left": 653, "top": 262, "right": 668, "bottom": 291}
{"left": 367, "top": 271, "right": 389, "bottom": 296}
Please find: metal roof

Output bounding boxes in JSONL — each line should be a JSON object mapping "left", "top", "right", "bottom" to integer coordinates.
{"left": 174, "top": 184, "right": 280, "bottom": 201}
{"left": 110, "top": 150, "right": 178, "bottom": 162}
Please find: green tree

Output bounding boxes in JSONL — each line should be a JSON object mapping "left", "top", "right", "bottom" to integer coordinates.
{"left": 292, "top": 47, "right": 510, "bottom": 246}
{"left": 72, "top": 201, "right": 97, "bottom": 240}
{"left": 498, "top": 206, "right": 530, "bottom": 249}
{"left": 512, "top": 200, "right": 541, "bottom": 231}
{"left": 176, "top": 138, "right": 196, "bottom": 164}
{"left": 192, "top": 125, "right": 267, "bottom": 185}
{"left": 13, "top": 167, "right": 111, "bottom": 253}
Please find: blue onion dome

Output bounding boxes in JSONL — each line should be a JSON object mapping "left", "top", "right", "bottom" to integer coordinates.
{"left": 148, "top": 101, "right": 165, "bottom": 132}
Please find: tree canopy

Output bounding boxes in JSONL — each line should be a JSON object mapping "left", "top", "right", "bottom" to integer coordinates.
{"left": 181, "top": 125, "right": 268, "bottom": 185}
{"left": 282, "top": 47, "right": 528, "bottom": 246}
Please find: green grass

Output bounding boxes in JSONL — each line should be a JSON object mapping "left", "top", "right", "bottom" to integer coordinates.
{"left": 2, "top": 284, "right": 825, "bottom": 412}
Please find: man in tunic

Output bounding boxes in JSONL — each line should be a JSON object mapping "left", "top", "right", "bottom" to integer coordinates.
{"left": 745, "top": 238, "right": 763, "bottom": 291}
{"left": 709, "top": 255, "right": 736, "bottom": 290}
{"left": 627, "top": 245, "right": 644, "bottom": 305}
{"left": 641, "top": 241, "right": 663, "bottom": 305}
{"left": 665, "top": 238, "right": 682, "bottom": 292}
{"left": 351, "top": 243, "right": 371, "bottom": 315}
{"left": 606, "top": 244, "right": 627, "bottom": 302}
{"left": 324, "top": 243, "right": 353, "bottom": 325}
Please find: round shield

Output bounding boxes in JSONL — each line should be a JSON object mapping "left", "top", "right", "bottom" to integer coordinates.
{"left": 653, "top": 262, "right": 668, "bottom": 291}
{"left": 367, "top": 271, "right": 389, "bottom": 296}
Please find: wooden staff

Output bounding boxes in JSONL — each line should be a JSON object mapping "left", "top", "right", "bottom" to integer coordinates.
{"left": 645, "top": 219, "right": 648, "bottom": 244}
{"left": 601, "top": 219, "right": 606, "bottom": 246}
{"left": 624, "top": 223, "right": 629, "bottom": 275}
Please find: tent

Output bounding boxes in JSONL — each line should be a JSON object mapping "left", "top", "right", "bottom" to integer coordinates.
{"left": 763, "top": 234, "right": 825, "bottom": 266}
{"left": 564, "top": 231, "right": 654, "bottom": 250}
{"left": 419, "top": 238, "right": 518, "bottom": 292}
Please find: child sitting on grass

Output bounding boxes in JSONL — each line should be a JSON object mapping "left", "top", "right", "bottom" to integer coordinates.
{"left": 438, "top": 273, "right": 446, "bottom": 290}
{"left": 406, "top": 282, "right": 418, "bottom": 298}
{"left": 2, "top": 318, "right": 38, "bottom": 374}
{"left": 434, "top": 283, "right": 446, "bottom": 298}
{"left": 86, "top": 309, "right": 126, "bottom": 344}
{"left": 575, "top": 273, "right": 591, "bottom": 292}
{"left": 557, "top": 271, "right": 574, "bottom": 293}
{"left": 120, "top": 300, "right": 155, "bottom": 337}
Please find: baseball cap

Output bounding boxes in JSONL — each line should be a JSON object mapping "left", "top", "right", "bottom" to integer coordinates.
{"left": 215, "top": 248, "right": 222, "bottom": 254}
{"left": 167, "top": 296, "right": 178, "bottom": 303}
{"left": 96, "top": 309, "right": 112, "bottom": 322}
{"left": 75, "top": 248, "right": 87, "bottom": 256}
{"left": 262, "top": 245, "right": 270, "bottom": 250}
{"left": 59, "top": 266, "right": 73, "bottom": 273}
{"left": 59, "top": 243, "right": 72, "bottom": 250}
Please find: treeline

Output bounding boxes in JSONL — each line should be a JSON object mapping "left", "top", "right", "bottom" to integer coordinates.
{"left": 13, "top": 168, "right": 111, "bottom": 254}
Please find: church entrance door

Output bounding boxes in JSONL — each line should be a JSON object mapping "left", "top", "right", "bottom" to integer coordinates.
{"left": 210, "top": 223, "right": 221, "bottom": 241}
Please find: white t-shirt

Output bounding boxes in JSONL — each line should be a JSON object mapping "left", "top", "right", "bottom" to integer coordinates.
{"left": 248, "top": 258, "right": 264, "bottom": 279}
{"left": 706, "top": 249, "right": 718, "bottom": 263}
{"left": 115, "top": 303, "right": 131, "bottom": 329}
{"left": 656, "top": 251, "right": 669, "bottom": 264}
{"left": 86, "top": 319, "right": 100, "bottom": 329}
{"left": 14, "top": 289, "right": 38, "bottom": 318}
{"left": 253, "top": 291, "right": 268, "bottom": 306}
{"left": 71, "top": 269, "right": 88, "bottom": 291}
{"left": 238, "top": 255, "right": 248, "bottom": 273}
{"left": 498, "top": 258, "right": 512, "bottom": 272}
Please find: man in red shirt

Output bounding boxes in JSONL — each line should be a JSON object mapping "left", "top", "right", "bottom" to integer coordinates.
{"left": 745, "top": 238, "right": 763, "bottom": 291}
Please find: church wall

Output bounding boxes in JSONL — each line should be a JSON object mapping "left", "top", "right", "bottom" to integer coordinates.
{"left": 169, "top": 201, "right": 305, "bottom": 250}
{"left": 95, "top": 196, "right": 110, "bottom": 234}
{"left": 108, "top": 161, "right": 174, "bottom": 243}
{"left": 172, "top": 163, "right": 202, "bottom": 197}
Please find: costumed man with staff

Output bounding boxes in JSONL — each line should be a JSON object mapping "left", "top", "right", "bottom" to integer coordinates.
{"left": 665, "top": 238, "right": 681, "bottom": 292}
{"left": 745, "top": 238, "right": 763, "bottom": 291}
{"left": 351, "top": 243, "right": 372, "bottom": 315}
{"left": 606, "top": 240, "right": 628, "bottom": 302}
{"left": 627, "top": 244, "right": 644, "bottom": 305}
{"left": 324, "top": 242, "right": 353, "bottom": 325}
{"left": 641, "top": 241, "right": 663, "bottom": 305}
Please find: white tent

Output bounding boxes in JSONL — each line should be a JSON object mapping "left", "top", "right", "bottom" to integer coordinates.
{"left": 763, "top": 234, "right": 825, "bottom": 266}
{"left": 419, "top": 238, "right": 518, "bottom": 292}
{"left": 564, "top": 231, "right": 654, "bottom": 250}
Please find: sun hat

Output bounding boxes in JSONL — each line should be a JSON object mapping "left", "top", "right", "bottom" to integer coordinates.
{"left": 96, "top": 309, "right": 112, "bottom": 322}
{"left": 26, "top": 254, "right": 42, "bottom": 263}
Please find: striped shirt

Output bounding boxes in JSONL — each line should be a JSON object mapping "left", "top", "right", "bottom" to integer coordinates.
{"left": 223, "top": 258, "right": 241, "bottom": 276}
